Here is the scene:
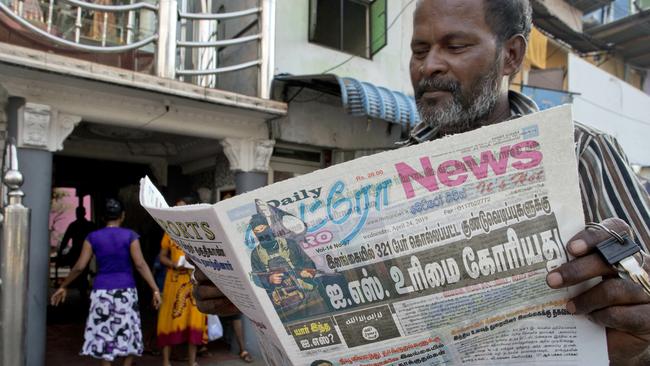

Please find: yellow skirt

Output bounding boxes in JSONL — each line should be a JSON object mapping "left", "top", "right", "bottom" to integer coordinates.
{"left": 156, "top": 269, "right": 207, "bottom": 346}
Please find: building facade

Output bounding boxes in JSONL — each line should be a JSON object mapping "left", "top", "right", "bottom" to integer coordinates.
{"left": 520, "top": 0, "right": 650, "bottom": 176}
{"left": 0, "top": 0, "right": 649, "bottom": 364}
{"left": 0, "top": 1, "right": 416, "bottom": 363}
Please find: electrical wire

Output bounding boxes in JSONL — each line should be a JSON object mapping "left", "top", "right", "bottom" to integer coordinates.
{"left": 138, "top": 105, "right": 170, "bottom": 129}
{"left": 574, "top": 94, "right": 650, "bottom": 127}
{"left": 320, "top": 0, "right": 417, "bottom": 74}
{"left": 511, "top": 82, "right": 580, "bottom": 95}
{"left": 286, "top": 86, "right": 306, "bottom": 103}
{"left": 292, "top": 91, "right": 328, "bottom": 103}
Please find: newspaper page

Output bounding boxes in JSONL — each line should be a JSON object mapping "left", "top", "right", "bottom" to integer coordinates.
{"left": 140, "top": 105, "right": 608, "bottom": 366}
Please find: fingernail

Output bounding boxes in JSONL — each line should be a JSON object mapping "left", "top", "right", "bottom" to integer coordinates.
{"left": 569, "top": 239, "right": 587, "bottom": 255}
{"left": 566, "top": 301, "right": 576, "bottom": 314}
{"left": 547, "top": 272, "right": 563, "bottom": 288}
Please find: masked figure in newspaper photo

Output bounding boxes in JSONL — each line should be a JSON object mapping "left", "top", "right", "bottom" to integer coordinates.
{"left": 249, "top": 199, "right": 329, "bottom": 322}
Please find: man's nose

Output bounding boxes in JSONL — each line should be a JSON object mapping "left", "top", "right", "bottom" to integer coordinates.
{"left": 421, "top": 46, "right": 449, "bottom": 76}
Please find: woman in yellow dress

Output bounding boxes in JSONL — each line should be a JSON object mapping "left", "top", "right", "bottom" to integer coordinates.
{"left": 157, "top": 205, "right": 207, "bottom": 366}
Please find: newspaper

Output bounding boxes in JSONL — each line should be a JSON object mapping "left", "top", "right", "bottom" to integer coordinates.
{"left": 140, "top": 105, "right": 608, "bottom": 366}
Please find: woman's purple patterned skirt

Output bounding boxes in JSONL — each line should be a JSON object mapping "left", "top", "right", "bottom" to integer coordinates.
{"left": 80, "top": 288, "right": 144, "bottom": 361}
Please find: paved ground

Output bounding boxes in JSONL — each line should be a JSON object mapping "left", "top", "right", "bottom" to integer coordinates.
{"left": 46, "top": 291, "right": 265, "bottom": 366}
{"left": 47, "top": 322, "right": 263, "bottom": 366}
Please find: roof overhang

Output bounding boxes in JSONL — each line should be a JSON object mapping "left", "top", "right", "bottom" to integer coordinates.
{"left": 532, "top": 0, "right": 604, "bottom": 53}
{"left": 0, "top": 43, "right": 286, "bottom": 141}
{"left": 586, "top": 9, "right": 650, "bottom": 68}
{"left": 272, "top": 74, "right": 420, "bottom": 127}
{"left": 0, "top": 42, "right": 287, "bottom": 117}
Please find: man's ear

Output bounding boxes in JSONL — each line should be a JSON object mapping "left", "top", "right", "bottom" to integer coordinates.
{"left": 502, "top": 34, "right": 527, "bottom": 77}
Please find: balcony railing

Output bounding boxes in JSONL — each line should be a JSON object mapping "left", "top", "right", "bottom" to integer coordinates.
{"left": 0, "top": 0, "right": 275, "bottom": 98}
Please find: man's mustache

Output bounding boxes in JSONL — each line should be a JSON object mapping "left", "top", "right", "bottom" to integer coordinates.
{"left": 416, "top": 77, "right": 460, "bottom": 99}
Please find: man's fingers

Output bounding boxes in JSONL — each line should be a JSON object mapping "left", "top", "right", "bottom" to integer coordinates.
{"left": 195, "top": 297, "right": 240, "bottom": 316}
{"left": 193, "top": 283, "right": 224, "bottom": 301}
{"left": 191, "top": 281, "right": 238, "bottom": 316}
{"left": 606, "top": 328, "right": 650, "bottom": 363}
{"left": 193, "top": 266, "right": 210, "bottom": 282}
{"left": 590, "top": 304, "right": 650, "bottom": 335}
{"left": 547, "top": 253, "right": 616, "bottom": 288}
{"left": 567, "top": 218, "right": 630, "bottom": 257}
{"left": 568, "top": 278, "right": 650, "bottom": 314}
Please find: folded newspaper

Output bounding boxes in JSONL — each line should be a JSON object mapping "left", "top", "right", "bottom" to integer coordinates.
{"left": 140, "top": 105, "right": 607, "bottom": 365}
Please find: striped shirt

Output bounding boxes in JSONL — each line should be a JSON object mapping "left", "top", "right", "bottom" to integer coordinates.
{"left": 404, "top": 91, "right": 650, "bottom": 250}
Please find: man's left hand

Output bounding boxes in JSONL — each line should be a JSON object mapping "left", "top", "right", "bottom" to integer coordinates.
{"left": 547, "top": 218, "right": 650, "bottom": 365}
{"left": 192, "top": 266, "right": 241, "bottom": 316}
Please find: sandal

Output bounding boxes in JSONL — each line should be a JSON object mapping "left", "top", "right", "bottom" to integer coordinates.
{"left": 239, "top": 350, "right": 253, "bottom": 363}
{"left": 197, "top": 346, "right": 212, "bottom": 358}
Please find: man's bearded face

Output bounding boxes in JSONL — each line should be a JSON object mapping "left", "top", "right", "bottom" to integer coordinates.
{"left": 415, "top": 52, "right": 502, "bottom": 135}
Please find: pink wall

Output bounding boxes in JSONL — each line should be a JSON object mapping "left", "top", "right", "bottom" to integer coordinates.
{"left": 49, "top": 188, "right": 91, "bottom": 249}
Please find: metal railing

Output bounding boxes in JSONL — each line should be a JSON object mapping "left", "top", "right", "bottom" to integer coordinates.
{"left": 0, "top": 0, "right": 275, "bottom": 98}
{"left": 0, "top": 142, "right": 31, "bottom": 366}
{"left": 0, "top": 0, "right": 158, "bottom": 52}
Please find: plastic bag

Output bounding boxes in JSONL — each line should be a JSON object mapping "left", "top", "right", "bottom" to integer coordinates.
{"left": 176, "top": 255, "right": 195, "bottom": 270}
{"left": 207, "top": 315, "right": 223, "bottom": 341}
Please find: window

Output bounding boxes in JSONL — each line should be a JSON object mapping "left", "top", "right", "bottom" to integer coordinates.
{"left": 309, "top": 0, "right": 387, "bottom": 59}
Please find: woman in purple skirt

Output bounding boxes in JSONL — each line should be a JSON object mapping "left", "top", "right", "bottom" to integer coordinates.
{"left": 51, "top": 198, "right": 161, "bottom": 366}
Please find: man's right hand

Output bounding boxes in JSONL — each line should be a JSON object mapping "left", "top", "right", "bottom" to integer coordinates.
{"left": 192, "top": 266, "right": 241, "bottom": 316}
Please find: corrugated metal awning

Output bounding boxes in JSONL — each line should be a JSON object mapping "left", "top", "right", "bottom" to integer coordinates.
{"left": 272, "top": 74, "right": 420, "bottom": 127}
{"left": 532, "top": 0, "right": 605, "bottom": 53}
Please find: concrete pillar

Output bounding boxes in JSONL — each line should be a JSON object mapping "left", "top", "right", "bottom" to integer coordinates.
{"left": 7, "top": 99, "right": 81, "bottom": 366}
{"left": 220, "top": 137, "right": 275, "bottom": 359}
{"left": 0, "top": 85, "right": 8, "bottom": 165}
{"left": 234, "top": 171, "right": 268, "bottom": 195}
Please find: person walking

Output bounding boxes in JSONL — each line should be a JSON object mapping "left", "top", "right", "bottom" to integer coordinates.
{"left": 156, "top": 197, "right": 207, "bottom": 366}
{"left": 56, "top": 205, "right": 96, "bottom": 302}
{"left": 51, "top": 198, "right": 161, "bottom": 366}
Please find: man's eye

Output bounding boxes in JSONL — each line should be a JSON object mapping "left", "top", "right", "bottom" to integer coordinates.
{"left": 412, "top": 49, "right": 428, "bottom": 58}
{"left": 448, "top": 44, "right": 469, "bottom": 51}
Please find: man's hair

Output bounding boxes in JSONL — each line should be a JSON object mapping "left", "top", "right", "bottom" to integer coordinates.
{"left": 177, "top": 195, "right": 197, "bottom": 205}
{"left": 75, "top": 206, "right": 86, "bottom": 218}
{"left": 484, "top": 0, "right": 533, "bottom": 43}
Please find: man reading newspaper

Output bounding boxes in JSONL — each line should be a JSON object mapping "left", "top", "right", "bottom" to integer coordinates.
{"left": 192, "top": 0, "right": 650, "bottom": 364}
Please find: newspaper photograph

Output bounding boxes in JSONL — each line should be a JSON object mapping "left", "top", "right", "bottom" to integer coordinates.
{"left": 139, "top": 105, "right": 608, "bottom": 365}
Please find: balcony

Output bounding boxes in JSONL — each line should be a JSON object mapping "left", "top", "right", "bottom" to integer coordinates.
{"left": 585, "top": 3, "right": 650, "bottom": 68}
{"left": 0, "top": 0, "right": 275, "bottom": 98}
{"left": 566, "top": 0, "right": 613, "bottom": 14}
{"left": 588, "top": 12, "right": 650, "bottom": 68}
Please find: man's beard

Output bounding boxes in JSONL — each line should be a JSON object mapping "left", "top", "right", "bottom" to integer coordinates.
{"left": 415, "top": 58, "right": 502, "bottom": 136}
